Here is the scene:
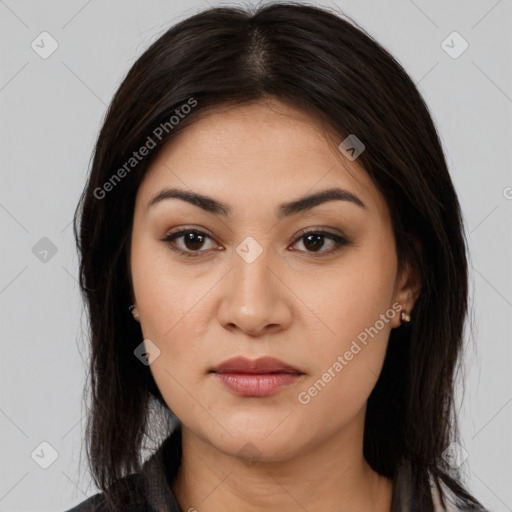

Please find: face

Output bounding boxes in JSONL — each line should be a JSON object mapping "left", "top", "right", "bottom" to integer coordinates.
{"left": 129, "top": 99, "right": 417, "bottom": 462}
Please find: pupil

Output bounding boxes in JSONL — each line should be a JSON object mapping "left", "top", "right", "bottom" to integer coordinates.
{"left": 304, "top": 234, "right": 324, "bottom": 252}
{"left": 185, "top": 232, "right": 204, "bottom": 250}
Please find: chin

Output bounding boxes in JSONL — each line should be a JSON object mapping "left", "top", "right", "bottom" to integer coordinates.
{"left": 203, "top": 424, "right": 305, "bottom": 464}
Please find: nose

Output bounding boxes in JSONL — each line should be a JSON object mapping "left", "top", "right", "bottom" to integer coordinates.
{"left": 217, "top": 246, "right": 293, "bottom": 337}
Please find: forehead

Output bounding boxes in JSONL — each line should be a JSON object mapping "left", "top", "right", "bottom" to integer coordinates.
{"left": 136, "top": 100, "right": 386, "bottom": 217}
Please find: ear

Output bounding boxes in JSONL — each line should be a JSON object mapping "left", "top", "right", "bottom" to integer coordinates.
{"left": 391, "top": 259, "right": 421, "bottom": 329}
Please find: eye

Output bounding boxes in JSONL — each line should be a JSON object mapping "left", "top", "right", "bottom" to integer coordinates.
{"left": 160, "top": 228, "right": 350, "bottom": 258}
{"left": 160, "top": 229, "right": 217, "bottom": 258}
{"left": 290, "top": 229, "right": 349, "bottom": 256}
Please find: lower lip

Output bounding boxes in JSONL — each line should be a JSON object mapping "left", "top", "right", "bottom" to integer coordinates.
{"left": 212, "top": 372, "right": 302, "bottom": 397}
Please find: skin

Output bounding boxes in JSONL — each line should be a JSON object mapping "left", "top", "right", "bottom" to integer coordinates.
{"left": 129, "top": 98, "right": 420, "bottom": 512}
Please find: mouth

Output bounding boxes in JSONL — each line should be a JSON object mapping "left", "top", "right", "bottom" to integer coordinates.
{"left": 210, "top": 356, "right": 304, "bottom": 397}
{"left": 210, "top": 355, "right": 303, "bottom": 375}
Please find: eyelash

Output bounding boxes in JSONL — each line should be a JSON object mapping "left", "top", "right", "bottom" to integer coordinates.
{"left": 160, "top": 228, "right": 350, "bottom": 259}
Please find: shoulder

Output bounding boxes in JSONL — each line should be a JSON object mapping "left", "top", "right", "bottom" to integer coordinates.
{"left": 64, "top": 492, "right": 109, "bottom": 512}
{"left": 63, "top": 473, "right": 149, "bottom": 512}
{"left": 65, "top": 427, "right": 183, "bottom": 512}
{"left": 430, "top": 477, "right": 489, "bottom": 512}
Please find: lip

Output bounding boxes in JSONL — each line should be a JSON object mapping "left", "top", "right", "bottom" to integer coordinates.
{"left": 210, "top": 356, "right": 302, "bottom": 374}
{"left": 210, "top": 356, "right": 304, "bottom": 397}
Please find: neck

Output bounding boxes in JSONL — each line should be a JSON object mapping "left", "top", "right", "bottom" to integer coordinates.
{"left": 170, "top": 408, "right": 393, "bottom": 512}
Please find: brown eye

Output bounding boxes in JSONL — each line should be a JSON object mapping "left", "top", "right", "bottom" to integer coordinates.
{"left": 161, "top": 228, "right": 349, "bottom": 259}
{"left": 302, "top": 233, "right": 327, "bottom": 252}
{"left": 161, "top": 229, "right": 216, "bottom": 258}
{"left": 292, "top": 230, "right": 349, "bottom": 256}
{"left": 181, "top": 231, "right": 207, "bottom": 251}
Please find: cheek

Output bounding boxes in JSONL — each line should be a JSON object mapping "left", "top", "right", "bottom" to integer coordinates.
{"left": 294, "top": 236, "right": 396, "bottom": 411}
{"left": 131, "top": 234, "right": 215, "bottom": 343}
{"left": 298, "top": 234, "right": 397, "bottom": 347}
{"left": 294, "top": 300, "right": 394, "bottom": 435}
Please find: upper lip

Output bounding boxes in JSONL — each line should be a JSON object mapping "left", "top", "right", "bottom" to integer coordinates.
{"left": 211, "top": 356, "right": 303, "bottom": 374}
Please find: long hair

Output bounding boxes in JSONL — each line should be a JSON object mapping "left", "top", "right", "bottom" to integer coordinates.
{"left": 73, "top": 2, "right": 486, "bottom": 509}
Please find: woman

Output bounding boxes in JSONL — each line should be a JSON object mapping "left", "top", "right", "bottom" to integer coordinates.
{"left": 67, "top": 2, "right": 488, "bottom": 511}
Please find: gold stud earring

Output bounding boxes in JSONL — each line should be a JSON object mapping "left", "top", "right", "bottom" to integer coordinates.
{"left": 400, "top": 310, "right": 411, "bottom": 324}
{"left": 129, "top": 304, "right": 140, "bottom": 321}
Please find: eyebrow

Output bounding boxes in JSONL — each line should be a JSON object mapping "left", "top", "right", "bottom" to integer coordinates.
{"left": 147, "top": 186, "right": 366, "bottom": 218}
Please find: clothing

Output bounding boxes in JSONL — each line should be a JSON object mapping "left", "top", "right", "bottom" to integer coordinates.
{"left": 65, "top": 426, "right": 183, "bottom": 512}
{"left": 64, "top": 425, "right": 477, "bottom": 512}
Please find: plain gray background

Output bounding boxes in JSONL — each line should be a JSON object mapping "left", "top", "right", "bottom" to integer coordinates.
{"left": 1, "top": 0, "right": 511, "bottom": 510}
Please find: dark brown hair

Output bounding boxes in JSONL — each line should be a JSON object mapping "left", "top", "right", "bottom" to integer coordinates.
{"left": 73, "top": 2, "right": 487, "bottom": 510}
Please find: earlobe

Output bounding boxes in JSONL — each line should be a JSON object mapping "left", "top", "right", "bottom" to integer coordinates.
{"left": 129, "top": 303, "right": 140, "bottom": 322}
{"left": 393, "top": 262, "right": 421, "bottom": 328}
{"left": 391, "top": 303, "right": 412, "bottom": 329}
